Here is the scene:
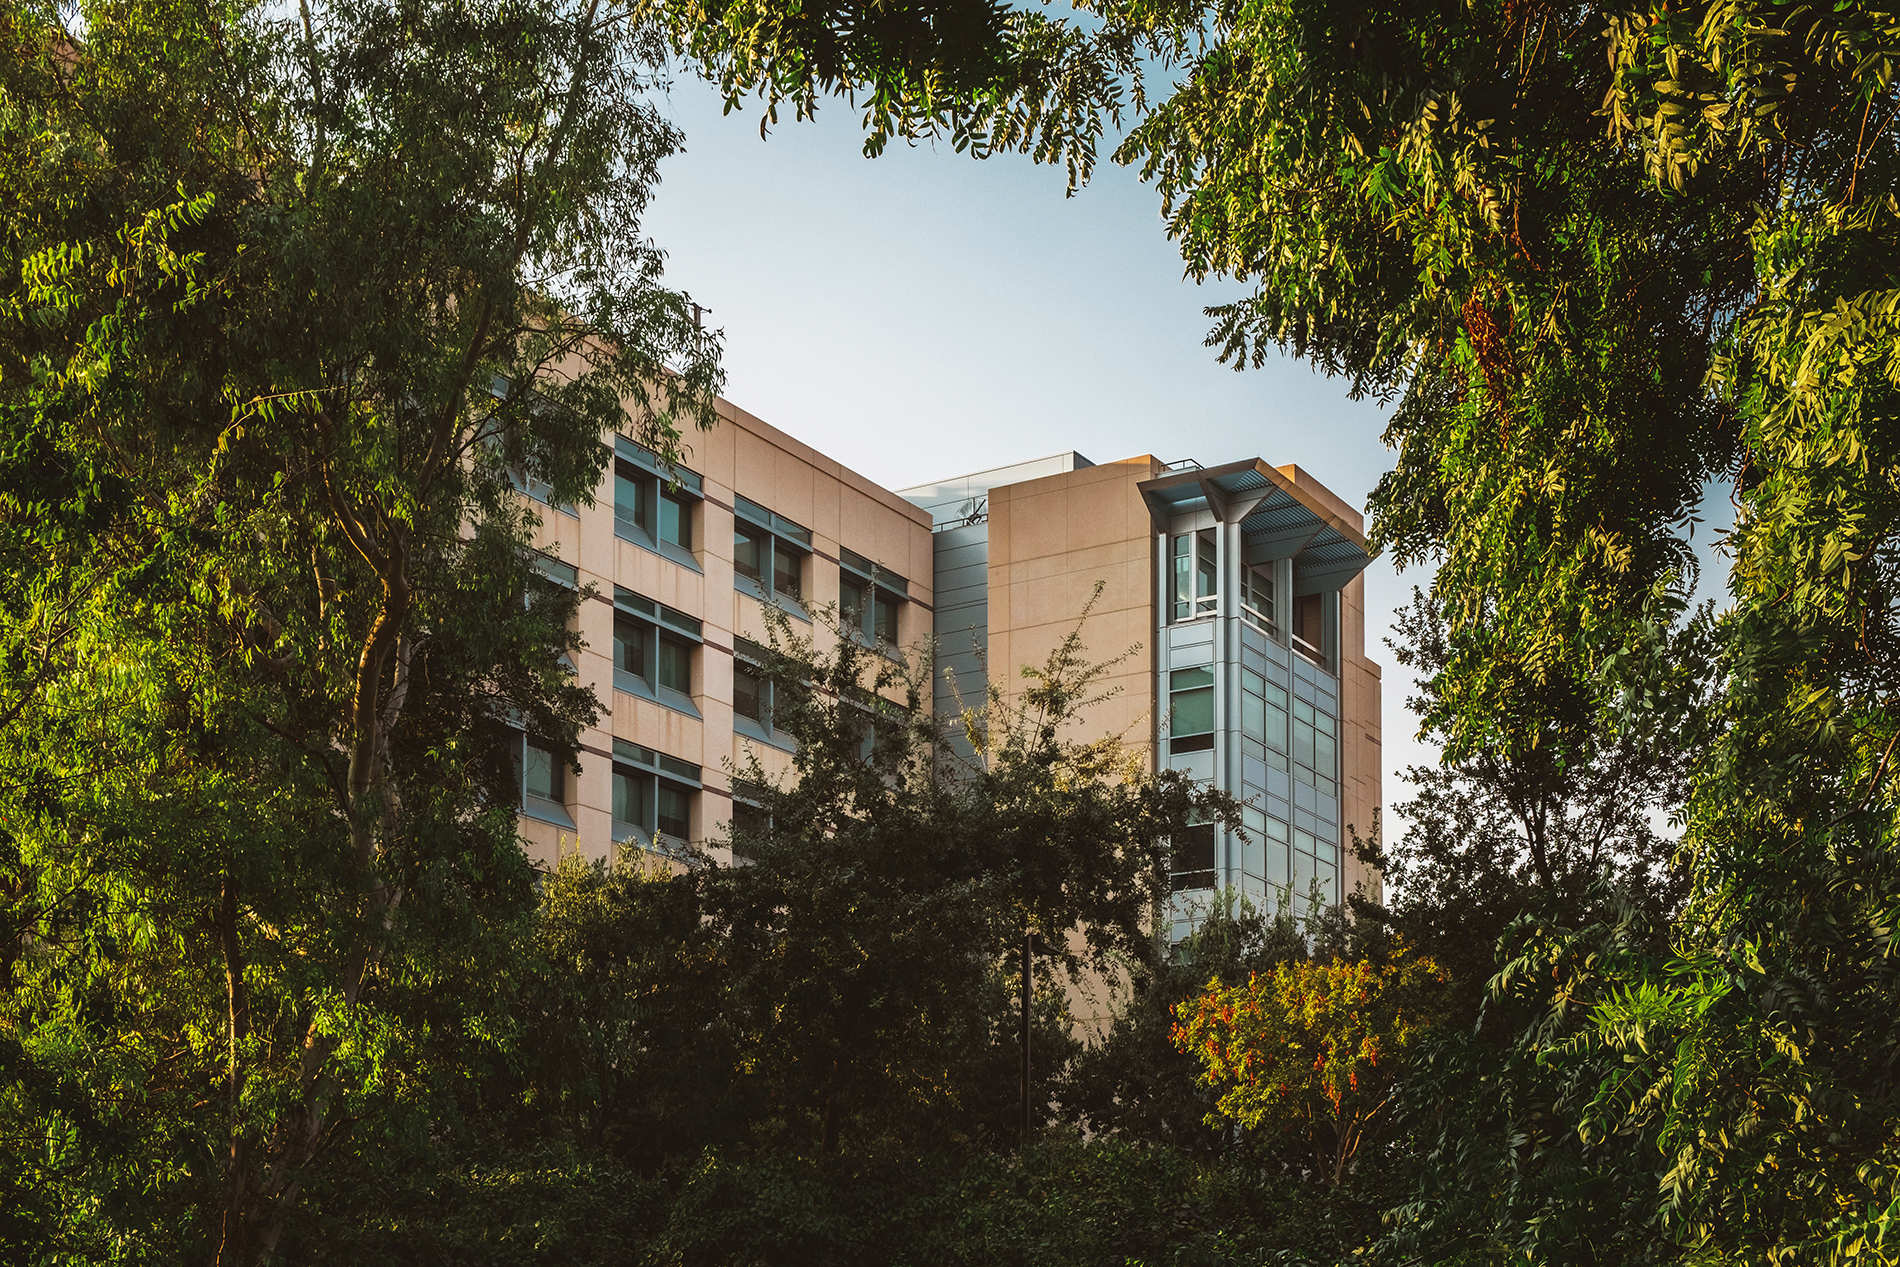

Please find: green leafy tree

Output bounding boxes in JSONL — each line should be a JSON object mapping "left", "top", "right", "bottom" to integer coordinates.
{"left": 0, "top": 0, "right": 719, "bottom": 1260}
{"left": 1063, "top": 892, "right": 1307, "bottom": 1158}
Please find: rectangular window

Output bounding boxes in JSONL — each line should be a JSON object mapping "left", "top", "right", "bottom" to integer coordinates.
{"left": 659, "top": 486, "right": 693, "bottom": 549}
{"left": 839, "top": 548, "right": 907, "bottom": 649}
{"left": 614, "top": 616, "right": 649, "bottom": 683}
{"left": 1292, "top": 827, "right": 1338, "bottom": 906}
{"left": 1292, "top": 593, "right": 1324, "bottom": 666}
{"left": 1242, "top": 566, "right": 1276, "bottom": 633}
{"left": 734, "top": 522, "right": 767, "bottom": 586}
{"left": 730, "top": 780, "right": 770, "bottom": 862}
{"left": 612, "top": 765, "right": 651, "bottom": 833}
{"left": 732, "top": 641, "right": 790, "bottom": 748}
{"left": 1239, "top": 806, "right": 1288, "bottom": 892}
{"left": 1172, "top": 535, "right": 1192, "bottom": 621}
{"left": 610, "top": 738, "right": 699, "bottom": 851}
{"left": 523, "top": 737, "right": 562, "bottom": 802}
{"left": 733, "top": 497, "right": 810, "bottom": 610}
{"left": 612, "top": 435, "right": 702, "bottom": 568}
{"left": 657, "top": 783, "right": 691, "bottom": 840}
{"left": 1241, "top": 668, "right": 1265, "bottom": 742}
{"left": 1169, "top": 666, "right": 1215, "bottom": 753}
{"left": 515, "top": 730, "right": 574, "bottom": 827}
{"left": 772, "top": 540, "right": 802, "bottom": 600}
{"left": 611, "top": 587, "right": 701, "bottom": 716}
{"left": 1171, "top": 531, "right": 1219, "bottom": 622}
{"left": 1171, "top": 822, "right": 1217, "bottom": 892}
{"left": 614, "top": 470, "right": 650, "bottom": 536}
{"left": 733, "top": 662, "right": 766, "bottom": 724}
{"left": 1290, "top": 698, "right": 1337, "bottom": 796}
{"left": 658, "top": 636, "right": 692, "bottom": 694}
{"left": 840, "top": 574, "right": 867, "bottom": 630}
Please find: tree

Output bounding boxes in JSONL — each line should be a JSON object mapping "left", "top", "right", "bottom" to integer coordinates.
{"left": 1174, "top": 939, "right": 1446, "bottom": 1188}
{"left": 1063, "top": 891, "right": 1308, "bottom": 1157}
{"left": 0, "top": 0, "right": 720, "bottom": 1260}
{"left": 1355, "top": 588, "right": 1701, "bottom": 1023}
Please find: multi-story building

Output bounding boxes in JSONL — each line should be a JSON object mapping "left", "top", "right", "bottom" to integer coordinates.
{"left": 511, "top": 397, "right": 936, "bottom": 868}
{"left": 511, "top": 402, "right": 1381, "bottom": 948}
{"left": 898, "top": 452, "right": 1381, "bottom": 940}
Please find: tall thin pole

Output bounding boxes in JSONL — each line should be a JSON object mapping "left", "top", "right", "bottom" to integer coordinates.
{"left": 1020, "top": 928, "right": 1032, "bottom": 1146}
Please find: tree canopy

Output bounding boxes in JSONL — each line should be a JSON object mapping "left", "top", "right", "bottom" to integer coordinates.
{"left": 2, "top": 0, "right": 719, "bottom": 1259}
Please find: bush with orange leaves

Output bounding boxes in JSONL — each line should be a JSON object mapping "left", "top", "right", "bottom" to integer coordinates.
{"left": 1172, "top": 944, "right": 1448, "bottom": 1186}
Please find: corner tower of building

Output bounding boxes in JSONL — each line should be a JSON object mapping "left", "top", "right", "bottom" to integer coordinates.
{"left": 903, "top": 454, "right": 1382, "bottom": 940}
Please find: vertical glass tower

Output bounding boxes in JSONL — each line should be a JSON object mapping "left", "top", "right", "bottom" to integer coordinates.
{"left": 1138, "top": 462, "right": 1373, "bottom": 942}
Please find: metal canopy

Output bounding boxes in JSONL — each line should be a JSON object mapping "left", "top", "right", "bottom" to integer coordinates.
{"left": 1137, "top": 460, "right": 1374, "bottom": 592}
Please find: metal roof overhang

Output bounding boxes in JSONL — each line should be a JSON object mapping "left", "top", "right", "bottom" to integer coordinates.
{"left": 1137, "top": 460, "right": 1374, "bottom": 592}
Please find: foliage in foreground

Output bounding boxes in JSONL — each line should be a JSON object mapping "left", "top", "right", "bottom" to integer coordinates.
{"left": 0, "top": 0, "right": 719, "bottom": 1261}
{"left": 286, "top": 1137, "right": 1389, "bottom": 1267}
{"left": 1176, "top": 940, "right": 1447, "bottom": 1188}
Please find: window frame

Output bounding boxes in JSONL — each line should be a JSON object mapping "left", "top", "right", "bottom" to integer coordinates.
{"left": 732, "top": 495, "right": 813, "bottom": 618}
{"left": 1170, "top": 820, "right": 1217, "bottom": 893}
{"left": 486, "top": 375, "right": 580, "bottom": 518}
{"left": 612, "top": 434, "right": 703, "bottom": 573}
{"left": 1292, "top": 826, "right": 1338, "bottom": 905}
{"left": 611, "top": 586, "right": 702, "bottom": 718}
{"left": 609, "top": 738, "right": 701, "bottom": 854}
{"left": 516, "top": 730, "right": 575, "bottom": 828}
{"left": 1290, "top": 698, "right": 1338, "bottom": 797}
{"left": 1239, "top": 805, "right": 1289, "bottom": 898}
{"left": 1240, "top": 564, "right": 1277, "bottom": 635}
{"left": 839, "top": 547, "right": 908, "bottom": 653}
{"left": 1168, "top": 665, "right": 1216, "bottom": 754}
{"left": 732, "top": 637, "right": 796, "bottom": 751}
{"left": 728, "top": 778, "right": 770, "bottom": 863}
{"left": 1171, "top": 530, "right": 1219, "bottom": 623}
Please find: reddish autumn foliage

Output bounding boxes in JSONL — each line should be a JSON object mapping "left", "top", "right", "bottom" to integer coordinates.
{"left": 1173, "top": 945, "right": 1447, "bottom": 1185}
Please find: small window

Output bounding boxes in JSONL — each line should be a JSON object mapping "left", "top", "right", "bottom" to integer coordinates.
{"left": 1291, "top": 699, "right": 1337, "bottom": 796}
{"left": 610, "top": 586, "right": 701, "bottom": 717}
{"left": 1292, "top": 593, "right": 1324, "bottom": 665}
{"left": 523, "top": 737, "right": 562, "bottom": 802}
{"left": 515, "top": 731, "right": 574, "bottom": 827}
{"left": 1169, "top": 666, "right": 1215, "bottom": 753}
{"left": 729, "top": 780, "right": 770, "bottom": 863}
{"left": 732, "top": 641, "right": 791, "bottom": 749}
{"left": 1171, "top": 822, "right": 1217, "bottom": 892}
{"left": 733, "top": 662, "right": 767, "bottom": 725}
{"left": 1242, "top": 566, "right": 1276, "bottom": 633}
{"left": 734, "top": 497, "right": 811, "bottom": 612}
{"left": 772, "top": 539, "right": 802, "bottom": 601}
{"left": 615, "top": 471, "right": 651, "bottom": 536}
{"left": 610, "top": 738, "right": 699, "bottom": 851}
{"left": 612, "top": 435, "right": 701, "bottom": 569}
{"left": 660, "top": 486, "right": 693, "bottom": 550}
{"left": 1293, "top": 826, "right": 1337, "bottom": 906}
{"left": 1239, "top": 806, "right": 1288, "bottom": 894}
{"left": 840, "top": 574, "right": 868, "bottom": 630}
{"left": 734, "top": 522, "right": 767, "bottom": 588}
{"left": 656, "top": 783, "right": 692, "bottom": 840}
{"left": 1172, "top": 531, "right": 1218, "bottom": 622}
{"left": 839, "top": 548, "right": 907, "bottom": 648}
{"left": 658, "top": 637, "right": 691, "bottom": 694}
{"left": 612, "top": 764, "right": 652, "bottom": 830}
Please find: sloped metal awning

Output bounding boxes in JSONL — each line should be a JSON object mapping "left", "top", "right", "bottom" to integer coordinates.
{"left": 1137, "top": 460, "right": 1374, "bottom": 593}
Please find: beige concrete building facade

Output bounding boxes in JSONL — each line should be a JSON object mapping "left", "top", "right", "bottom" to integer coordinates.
{"left": 508, "top": 401, "right": 1380, "bottom": 945}
{"left": 512, "top": 398, "right": 934, "bottom": 869}
{"left": 900, "top": 453, "right": 1381, "bottom": 942}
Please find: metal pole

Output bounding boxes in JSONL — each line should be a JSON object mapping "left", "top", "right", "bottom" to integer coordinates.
{"left": 1020, "top": 928, "right": 1032, "bottom": 1146}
